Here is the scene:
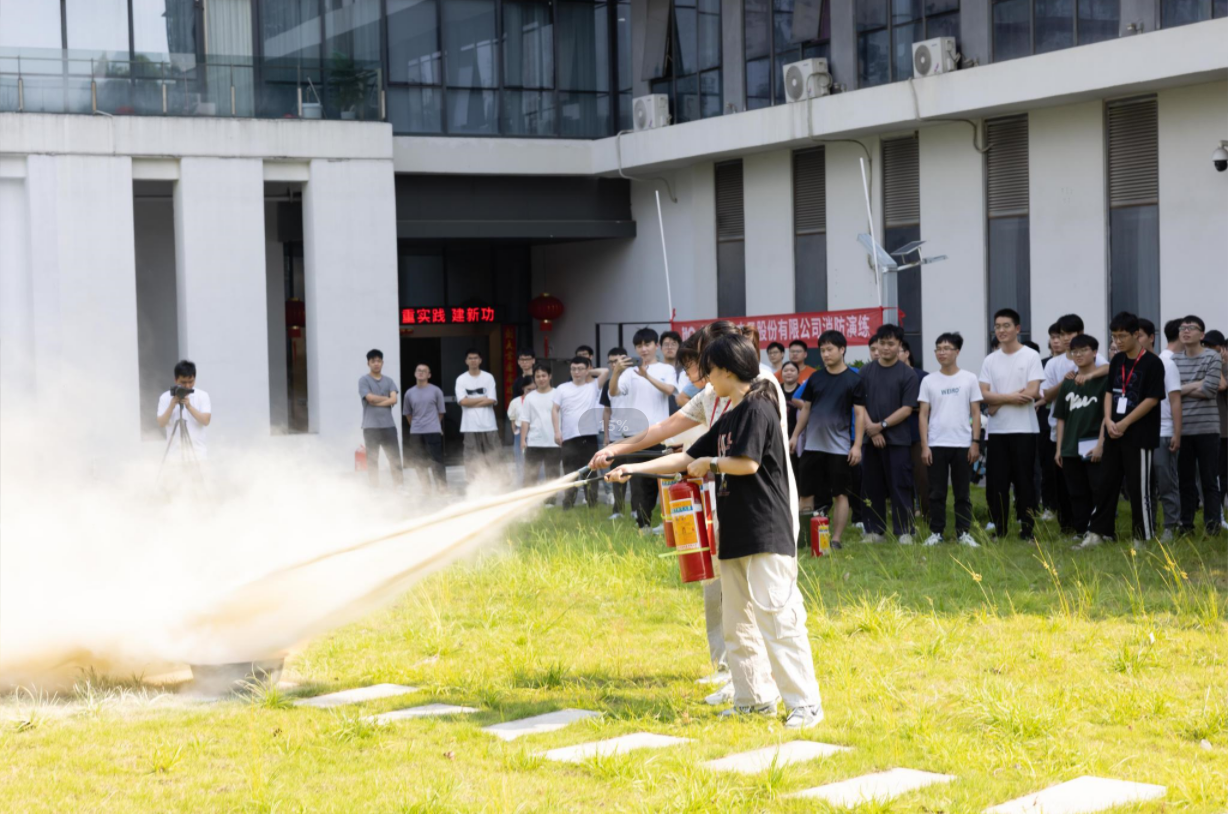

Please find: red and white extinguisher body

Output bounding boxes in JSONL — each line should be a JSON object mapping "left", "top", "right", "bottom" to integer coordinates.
{"left": 665, "top": 479, "right": 715, "bottom": 583}
{"left": 355, "top": 444, "right": 368, "bottom": 472}
{"left": 810, "top": 514, "right": 831, "bottom": 556}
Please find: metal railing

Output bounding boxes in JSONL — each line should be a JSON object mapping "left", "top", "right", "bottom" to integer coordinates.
{"left": 0, "top": 50, "right": 384, "bottom": 123}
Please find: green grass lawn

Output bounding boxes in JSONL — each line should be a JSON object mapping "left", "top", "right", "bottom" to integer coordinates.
{"left": 3, "top": 491, "right": 1226, "bottom": 813}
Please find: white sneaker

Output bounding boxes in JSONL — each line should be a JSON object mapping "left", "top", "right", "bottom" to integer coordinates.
{"left": 1072, "top": 532, "right": 1104, "bottom": 551}
{"left": 861, "top": 533, "right": 883, "bottom": 543}
{"left": 705, "top": 682, "right": 735, "bottom": 706}
{"left": 898, "top": 534, "right": 915, "bottom": 545}
{"left": 1221, "top": 518, "right": 1228, "bottom": 532}
{"left": 696, "top": 669, "right": 730, "bottom": 685}
{"left": 652, "top": 524, "right": 665, "bottom": 535}
{"left": 1040, "top": 509, "right": 1056, "bottom": 521}
{"left": 609, "top": 512, "right": 624, "bottom": 520}
{"left": 985, "top": 522, "right": 997, "bottom": 533}
{"left": 853, "top": 522, "right": 865, "bottom": 531}
{"left": 923, "top": 533, "right": 942, "bottom": 546}
{"left": 784, "top": 705, "right": 824, "bottom": 730}
{"left": 957, "top": 532, "right": 980, "bottom": 548}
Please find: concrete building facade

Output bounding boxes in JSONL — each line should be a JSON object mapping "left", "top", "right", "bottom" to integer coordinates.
{"left": 1, "top": 3, "right": 1225, "bottom": 464}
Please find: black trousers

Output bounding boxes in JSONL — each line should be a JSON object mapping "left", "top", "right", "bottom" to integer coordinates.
{"left": 928, "top": 446, "right": 972, "bottom": 536}
{"left": 561, "top": 435, "right": 599, "bottom": 508}
{"left": 1040, "top": 431, "right": 1075, "bottom": 531}
{"left": 986, "top": 434, "right": 1038, "bottom": 538}
{"left": 862, "top": 443, "right": 914, "bottom": 536}
{"left": 1178, "top": 433, "right": 1222, "bottom": 533}
{"left": 632, "top": 444, "right": 665, "bottom": 527}
{"left": 849, "top": 462, "right": 864, "bottom": 523}
{"left": 1089, "top": 440, "right": 1153, "bottom": 541}
{"left": 1061, "top": 455, "right": 1101, "bottom": 535}
{"left": 407, "top": 432, "right": 446, "bottom": 491}
{"left": 363, "top": 427, "right": 403, "bottom": 487}
{"left": 524, "top": 446, "right": 563, "bottom": 487}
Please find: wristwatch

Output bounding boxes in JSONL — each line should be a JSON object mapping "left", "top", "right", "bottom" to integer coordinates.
{"left": 880, "top": 420, "right": 889, "bottom": 430}
{"left": 710, "top": 457, "right": 721, "bottom": 475}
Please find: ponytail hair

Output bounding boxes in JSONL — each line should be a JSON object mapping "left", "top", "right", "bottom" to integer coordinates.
{"left": 699, "top": 333, "right": 780, "bottom": 411}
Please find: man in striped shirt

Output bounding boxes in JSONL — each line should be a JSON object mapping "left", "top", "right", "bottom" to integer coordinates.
{"left": 1173, "top": 315, "right": 1223, "bottom": 535}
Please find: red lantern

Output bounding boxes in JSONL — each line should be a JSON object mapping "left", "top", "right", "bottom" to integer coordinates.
{"left": 286, "top": 298, "right": 306, "bottom": 328}
{"left": 529, "top": 293, "right": 564, "bottom": 357}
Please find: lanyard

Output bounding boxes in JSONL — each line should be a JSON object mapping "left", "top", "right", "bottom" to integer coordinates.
{"left": 1120, "top": 349, "right": 1146, "bottom": 394}
{"left": 710, "top": 396, "right": 731, "bottom": 427}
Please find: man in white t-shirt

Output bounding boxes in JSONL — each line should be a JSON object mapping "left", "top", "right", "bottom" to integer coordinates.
{"left": 1037, "top": 314, "right": 1109, "bottom": 533}
{"left": 608, "top": 327, "right": 677, "bottom": 531}
{"left": 553, "top": 355, "right": 610, "bottom": 508}
{"left": 156, "top": 359, "right": 212, "bottom": 464}
{"left": 454, "top": 348, "right": 500, "bottom": 480}
{"left": 1146, "top": 318, "right": 1184, "bottom": 539}
{"left": 979, "top": 308, "right": 1045, "bottom": 541}
{"left": 918, "top": 333, "right": 982, "bottom": 547}
{"left": 520, "top": 363, "right": 561, "bottom": 496}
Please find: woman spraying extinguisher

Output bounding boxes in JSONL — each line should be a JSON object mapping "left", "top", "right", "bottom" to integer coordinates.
{"left": 607, "top": 332, "right": 824, "bottom": 730}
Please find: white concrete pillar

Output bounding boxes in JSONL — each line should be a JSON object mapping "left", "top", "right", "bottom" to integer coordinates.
{"left": 1158, "top": 81, "right": 1228, "bottom": 330}
{"left": 743, "top": 150, "right": 795, "bottom": 316}
{"left": 1029, "top": 102, "right": 1109, "bottom": 344}
{"left": 173, "top": 157, "right": 271, "bottom": 445}
{"left": 302, "top": 158, "right": 400, "bottom": 454}
{"left": 22, "top": 155, "right": 141, "bottom": 452}
{"left": 826, "top": 139, "right": 882, "bottom": 309}
{"left": 919, "top": 122, "right": 988, "bottom": 374}
{"left": 0, "top": 171, "right": 34, "bottom": 420}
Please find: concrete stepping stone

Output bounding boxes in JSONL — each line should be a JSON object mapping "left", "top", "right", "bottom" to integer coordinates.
{"left": 985, "top": 776, "right": 1166, "bottom": 814}
{"left": 703, "top": 740, "right": 850, "bottom": 774}
{"left": 365, "top": 703, "right": 478, "bottom": 724}
{"left": 791, "top": 768, "right": 956, "bottom": 806}
{"left": 293, "top": 684, "right": 419, "bottom": 709}
{"left": 482, "top": 709, "right": 601, "bottom": 741}
{"left": 540, "top": 732, "right": 691, "bottom": 763}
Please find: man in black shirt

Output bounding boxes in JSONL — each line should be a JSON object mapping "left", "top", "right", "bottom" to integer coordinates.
{"left": 859, "top": 324, "right": 920, "bottom": 543}
{"left": 1079, "top": 312, "right": 1166, "bottom": 549}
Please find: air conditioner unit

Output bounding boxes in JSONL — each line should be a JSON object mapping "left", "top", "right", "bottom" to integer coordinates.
{"left": 911, "top": 37, "right": 958, "bottom": 77}
{"left": 782, "top": 58, "right": 831, "bottom": 103}
{"left": 633, "top": 94, "right": 670, "bottom": 131}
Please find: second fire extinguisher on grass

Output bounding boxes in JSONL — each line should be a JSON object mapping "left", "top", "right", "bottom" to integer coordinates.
{"left": 660, "top": 478, "right": 714, "bottom": 583}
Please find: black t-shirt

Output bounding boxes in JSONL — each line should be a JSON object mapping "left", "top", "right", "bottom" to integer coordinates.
{"left": 1107, "top": 349, "right": 1165, "bottom": 449}
{"left": 687, "top": 397, "right": 795, "bottom": 560}
{"left": 782, "top": 383, "right": 802, "bottom": 441}
{"left": 859, "top": 360, "right": 920, "bottom": 446}
{"left": 801, "top": 367, "right": 867, "bottom": 454}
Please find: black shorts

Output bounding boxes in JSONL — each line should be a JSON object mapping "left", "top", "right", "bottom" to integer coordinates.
{"left": 801, "top": 450, "right": 852, "bottom": 505}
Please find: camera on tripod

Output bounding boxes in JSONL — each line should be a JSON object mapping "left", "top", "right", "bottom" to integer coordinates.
{"left": 172, "top": 385, "right": 195, "bottom": 400}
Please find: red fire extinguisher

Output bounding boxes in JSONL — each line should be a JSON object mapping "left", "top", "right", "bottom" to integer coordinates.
{"left": 355, "top": 444, "right": 367, "bottom": 472}
{"left": 810, "top": 514, "right": 831, "bottom": 557}
{"left": 663, "top": 479, "right": 715, "bottom": 583}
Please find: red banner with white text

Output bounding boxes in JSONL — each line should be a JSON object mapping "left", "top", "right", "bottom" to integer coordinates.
{"left": 671, "top": 307, "right": 895, "bottom": 348}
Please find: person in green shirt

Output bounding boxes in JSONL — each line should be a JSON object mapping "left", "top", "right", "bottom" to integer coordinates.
{"left": 1054, "top": 335, "right": 1110, "bottom": 536}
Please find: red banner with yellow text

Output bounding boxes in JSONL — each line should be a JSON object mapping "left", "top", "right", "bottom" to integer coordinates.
{"left": 671, "top": 307, "right": 894, "bottom": 348}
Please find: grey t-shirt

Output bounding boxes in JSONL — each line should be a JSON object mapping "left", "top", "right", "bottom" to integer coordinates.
{"left": 359, "top": 374, "right": 398, "bottom": 429}
{"left": 403, "top": 383, "right": 446, "bottom": 434}
{"left": 859, "top": 360, "right": 920, "bottom": 446}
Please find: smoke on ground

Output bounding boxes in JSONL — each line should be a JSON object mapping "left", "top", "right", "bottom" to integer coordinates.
{"left": 0, "top": 417, "right": 569, "bottom": 691}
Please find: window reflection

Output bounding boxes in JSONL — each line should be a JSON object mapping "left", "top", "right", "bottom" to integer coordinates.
{"left": 992, "top": 0, "right": 1120, "bottom": 61}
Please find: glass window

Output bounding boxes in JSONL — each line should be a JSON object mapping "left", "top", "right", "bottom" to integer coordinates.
{"left": 794, "top": 234, "right": 827, "bottom": 311}
{"left": 0, "top": 0, "right": 63, "bottom": 49}
{"left": 260, "top": 0, "right": 322, "bottom": 65}
{"left": 746, "top": 58, "right": 771, "bottom": 109}
{"left": 748, "top": 0, "right": 829, "bottom": 105}
{"left": 987, "top": 217, "right": 1032, "bottom": 342}
{"left": 657, "top": 0, "right": 721, "bottom": 120}
{"left": 504, "top": 0, "right": 553, "bottom": 88}
{"left": 674, "top": 72, "right": 699, "bottom": 122}
{"left": 745, "top": 0, "right": 771, "bottom": 58}
{"left": 559, "top": 90, "right": 610, "bottom": 136}
{"left": 617, "top": 0, "right": 633, "bottom": 129}
{"left": 66, "top": 0, "right": 130, "bottom": 55}
{"left": 992, "top": 0, "right": 1031, "bottom": 60}
{"left": 445, "top": 0, "right": 497, "bottom": 88}
{"left": 700, "top": 68, "right": 721, "bottom": 117}
{"left": 389, "top": 85, "right": 443, "bottom": 132}
{"left": 857, "top": 0, "right": 947, "bottom": 86}
{"left": 559, "top": 1, "right": 608, "bottom": 91}
{"left": 699, "top": 0, "right": 721, "bottom": 69}
{"left": 132, "top": 0, "right": 198, "bottom": 58}
{"left": 1078, "top": 0, "right": 1120, "bottom": 43}
{"left": 447, "top": 87, "right": 497, "bottom": 132}
{"left": 502, "top": 88, "right": 555, "bottom": 134}
{"left": 1035, "top": 0, "right": 1074, "bottom": 53}
{"left": 325, "top": 0, "right": 381, "bottom": 64}
{"left": 1109, "top": 205, "right": 1160, "bottom": 326}
{"left": 858, "top": 28, "right": 889, "bottom": 86}
{"left": 891, "top": 20, "right": 922, "bottom": 81}
{"left": 388, "top": 0, "right": 441, "bottom": 83}
{"left": 857, "top": 0, "right": 889, "bottom": 30}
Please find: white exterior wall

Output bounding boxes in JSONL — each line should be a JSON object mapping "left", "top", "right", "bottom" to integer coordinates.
{"left": 173, "top": 158, "right": 272, "bottom": 444}
{"left": 919, "top": 123, "right": 988, "bottom": 373}
{"left": 742, "top": 150, "right": 795, "bottom": 316}
{"left": 0, "top": 174, "right": 34, "bottom": 421}
{"left": 24, "top": 155, "right": 142, "bottom": 451}
{"left": 825, "top": 138, "right": 883, "bottom": 318}
{"left": 1029, "top": 101, "right": 1109, "bottom": 344}
{"left": 1158, "top": 81, "right": 1228, "bottom": 330}
{"left": 133, "top": 197, "right": 180, "bottom": 436}
{"left": 303, "top": 158, "right": 400, "bottom": 453}
{"left": 531, "top": 166, "right": 718, "bottom": 355}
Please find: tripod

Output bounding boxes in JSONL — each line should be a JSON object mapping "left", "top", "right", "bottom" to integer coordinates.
{"left": 157, "top": 398, "right": 209, "bottom": 496}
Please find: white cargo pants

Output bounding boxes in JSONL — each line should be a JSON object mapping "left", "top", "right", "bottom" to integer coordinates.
{"left": 721, "top": 553, "right": 822, "bottom": 711}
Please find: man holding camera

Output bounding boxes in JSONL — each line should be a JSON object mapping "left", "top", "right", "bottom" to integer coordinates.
{"left": 157, "top": 359, "right": 212, "bottom": 461}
